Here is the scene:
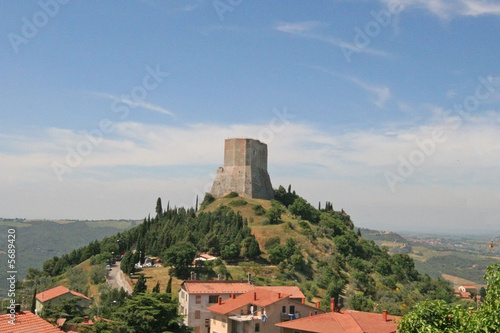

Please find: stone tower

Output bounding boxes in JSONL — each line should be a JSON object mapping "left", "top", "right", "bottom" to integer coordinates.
{"left": 210, "top": 138, "right": 274, "bottom": 200}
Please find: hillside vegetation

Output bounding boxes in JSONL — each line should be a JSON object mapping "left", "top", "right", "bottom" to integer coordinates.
{"left": 25, "top": 186, "right": 459, "bottom": 316}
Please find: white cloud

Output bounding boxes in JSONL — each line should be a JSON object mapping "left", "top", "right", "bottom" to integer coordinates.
{"left": 2, "top": 117, "right": 500, "bottom": 232}
{"left": 311, "top": 67, "right": 392, "bottom": 108}
{"left": 93, "top": 92, "right": 174, "bottom": 117}
{"left": 275, "top": 21, "right": 393, "bottom": 60}
{"left": 379, "top": 0, "right": 500, "bottom": 19}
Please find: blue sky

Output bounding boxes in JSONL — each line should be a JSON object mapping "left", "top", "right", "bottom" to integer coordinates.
{"left": 1, "top": 0, "right": 500, "bottom": 233}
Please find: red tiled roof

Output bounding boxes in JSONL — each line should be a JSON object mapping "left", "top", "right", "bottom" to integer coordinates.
{"left": 0, "top": 311, "right": 65, "bottom": 333}
{"left": 461, "top": 285, "right": 477, "bottom": 289}
{"left": 255, "top": 286, "right": 305, "bottom": 299}
{"left": 36, "top": 285, "right": 90, "bottom": 303}
{"left": 275, "top": 310, "right": 400, "bottom": 333}
{"left": 182, "top": 281, "right": 255, "bottom": 294}
{"left": 207, "top": 289, "right": 289, "bottom": 314}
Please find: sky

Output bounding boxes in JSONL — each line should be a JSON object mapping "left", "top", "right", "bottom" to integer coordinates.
{"left": 1, "top": 0, "right": 500, "bottom": 234}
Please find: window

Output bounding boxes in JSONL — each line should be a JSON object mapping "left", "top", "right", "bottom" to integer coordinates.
{"left": 195, "top": 310, "right": 200, "bottom": 319}
{"left": 282, "top": 306, "right": 286, "bottom": 314}
{"left": 196, "top": 295, "right": 201, "bottom": 304}
{"left": 289, "top": 305, "right": 295, "bottom": 314}
{"left": 255, "top": 323, "right": 260, "bottom": 332}
{"left": 209, "top": 295, "right": 219, "bottom": 303}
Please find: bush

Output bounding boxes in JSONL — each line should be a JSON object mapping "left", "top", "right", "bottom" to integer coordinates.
{"left": 265, "top": 236, "right": 281, "bottom": 250}
{"left": 200, "top": 193, "right": 215, "bottom": 210}
{"left": 229, "top": 198, "right": 247, "bottom": 207}
{"left": 252, "top": 204, "right": 266, "bottom": 216}
{"left": 224, "top": 192, "right": 239, "bottom": 198}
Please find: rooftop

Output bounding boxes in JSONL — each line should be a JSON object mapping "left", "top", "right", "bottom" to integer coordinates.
{"left": 36, "top": 285, "right": 91, "bottom": 303}
{"left": 275, "top": 310, "right": 400, "bottom": 333}
{"left": 181, "top": 280, "right": 255, "bottom": 294}
{"left": 207, "top": 289, "right": 289, "bottom": 315}
{"left": 0, "top": 311, "right": 65, "bottom": 333}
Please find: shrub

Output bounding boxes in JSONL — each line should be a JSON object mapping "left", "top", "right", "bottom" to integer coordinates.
{"left": 229, "top": 198, "right": 247, "bottom": 207}
{"left": 224, "top": 192, "right": 239, "bottom": 198}
{"left": 252, "top": 204, "right": 266, "bottom": 216}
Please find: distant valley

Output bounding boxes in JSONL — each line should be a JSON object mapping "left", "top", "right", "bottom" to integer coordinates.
{"left": 360, "top": 228, "right": 500, "bottom": 287}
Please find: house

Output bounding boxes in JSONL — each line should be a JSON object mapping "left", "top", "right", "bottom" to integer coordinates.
{"left": 0, "top": 310, "right": 65, "bottom": 333}
{"left": 194, "top": 253, "right": 218, "bottom": 262}
{"left": 458, "top": 285, "right": 477, "bottom": 293}
{"left": 179, "top": 280, "right": 256, "bottom": 333}
{"left": 206, "top": 288, "right": 324, "bottom": 333}
{"left": 275, "top": 309, "right": 400, "bottom": 333}
{"left": 36, "top": 285, "right": 91, "bottom": 314}
{"left": 178, "top": 279, "right": 306, "bottom": 333}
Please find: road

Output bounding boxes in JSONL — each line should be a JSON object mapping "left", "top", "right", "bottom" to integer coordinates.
{"left": 107, "top": 262, "right": 133, "bottom": 294}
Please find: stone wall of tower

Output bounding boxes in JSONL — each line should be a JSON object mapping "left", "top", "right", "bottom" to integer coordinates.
{"left": 210, "top": 138, "right": 274, "bottom": 200}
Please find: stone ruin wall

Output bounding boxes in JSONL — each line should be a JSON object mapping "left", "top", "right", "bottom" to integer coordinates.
{"left": 210, "top": 138, "right": 274, "bottom": 200}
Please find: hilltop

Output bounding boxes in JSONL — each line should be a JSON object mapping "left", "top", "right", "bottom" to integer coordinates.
{"left": 21, "top": 187, "right": 463, "bottom": 318}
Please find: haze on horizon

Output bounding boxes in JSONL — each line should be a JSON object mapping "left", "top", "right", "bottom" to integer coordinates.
{"left": 1, "top": 1, "right": 500, "bottom": 234}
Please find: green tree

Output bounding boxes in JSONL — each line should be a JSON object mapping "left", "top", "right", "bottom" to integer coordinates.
{"left": 156, "top": 197, "right": 163, "bottom": 217}
{"left": 163, "top": 241, "right": 197, "bottom": 279}
{"left": 133, "top": 274, "right": 147, "bottom": 296}
{"left": 152, "top": 281, "right": 160, "bottom": 293}
{"left": 240, "top": 237, "right": 261, "bottom": 259}
{"left": 90, "top": 265, "right": 108, "bottom": 284}
{"left": 113, "top": 293, "right": 191, "bottom": 332}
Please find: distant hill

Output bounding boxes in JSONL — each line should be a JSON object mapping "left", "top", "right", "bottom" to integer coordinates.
{"left": 0, "top": 218, "right": 138, "bottom": 295}
{"left": 358, "top": 228, "right": 408, "bottom": 244}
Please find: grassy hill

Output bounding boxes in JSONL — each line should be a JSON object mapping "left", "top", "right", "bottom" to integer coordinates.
{"left": 19, "top": 190, "right": 490, "bottom": 317}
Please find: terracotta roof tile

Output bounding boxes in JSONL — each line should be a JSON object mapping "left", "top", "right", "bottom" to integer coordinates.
{"left": 255, "top": 286, "right": 305, "bottom": 299}
{"left": 36, "top": 285, "right": 90, "bottom": 303}
{"left": 0, "top": 311, "right": 65, "bottom": 333}
{"left": 275, "top": 310, "right": 400, "bottom": 333}
{"left": 207, "top": 289, "right": 289, "bottom": 315}
{"left": 182, "top": 281, "right": 255, "bottom": 294}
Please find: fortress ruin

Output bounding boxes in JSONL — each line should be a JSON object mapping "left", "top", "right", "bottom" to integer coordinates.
{"left": 210, "top": 138, "right": 274, "bottom": 200}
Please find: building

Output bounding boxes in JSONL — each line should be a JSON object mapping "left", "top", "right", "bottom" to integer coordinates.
{"left": 275, "top": 309, "right": 400, "bottom": 333}
{"left": 210, "top": 138, "right": 274, "bottom": 200}
{"left": 36, "top": 285, "right": 91, "bottom": 314}
{"left": 206, "top": 288, "right": 324, "bottom": 333}
{"left": 179, "top": 279, "right": 306, "bottom": 333}
{"left": 0, "top": 310, "right": 65, "bottom": 333}
{"left": 179, "top": 280, "right": 256, "bottom": 333}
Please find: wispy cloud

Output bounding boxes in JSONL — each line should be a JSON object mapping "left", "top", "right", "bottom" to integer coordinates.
{"left": 3, "top": 118, "right": 500, "bottom": 231}
{"left": 93, "top": 92, "right": 174, "bottom": 117}
{"left": 275, "top": 21, "right": 393, "bottom": 60}
{"left": 379, "top": 0, "right": 500, "bottom": 19}
{"left": 312, "top": 66, "right": 392, "bottom": 108}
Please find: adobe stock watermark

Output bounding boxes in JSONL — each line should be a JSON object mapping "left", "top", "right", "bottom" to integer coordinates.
{"left": 51, "top": 65, "right": 169, "bottom": 181}
{"left": 213, "top": 0, "right": 242, "bottom": 22}
{"left": 385, "top": 75, "right": 500, "bottom": 192}
{"left": 191, "top": 106, "right": 296, "bottom": 206}
{"left": 340, "top": 0, "right": 403, "bottom": 63}
{"left": 7, "top": 0, "right": 70, "bottom": 54}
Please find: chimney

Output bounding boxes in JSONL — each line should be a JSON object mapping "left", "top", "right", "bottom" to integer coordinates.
{"left": 84, "top": 316, "right": 89, "bottom": 324}
{"left": 218, "top": 274, "right": 221, "bottom": 280}
{"left": 278, "top": 292, "right": 281, "bottom": 299}
{"left": 190, "top": 271, "right": 195, "bottom": 280}
{"left": 218, "top": 296, "right": 222, "bottom": 305}
{"left": 15, "top": 304, "right": 21, "bottom": 313}
{"left": 248, "top": 273, "right": 252, "bottom": 284}
{"left": 309, "top": 311, "right": 313, "bottom": 317}
{"left": 253, "top": 292, "right": 257, "bottom": 301}
{"left": 331, "top": 298, "right": 335, "bottom": 312}
{"left": 316, "top": 301, "right": 320, "bottom": 309}
{"left": 301, "top": 297, "right": 305, "bottom": 304}
{"left": 231, "top": 293, "right": 235, "bottom": 299}
{"left": 383, "top": 310, "right": 388, "bottom": 322}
